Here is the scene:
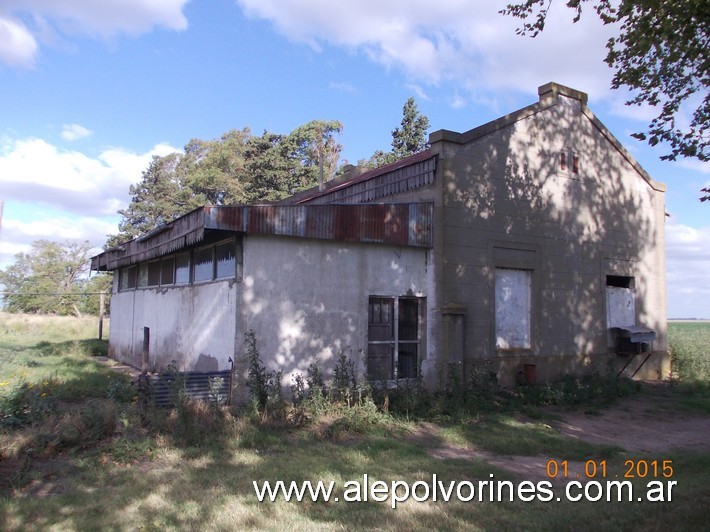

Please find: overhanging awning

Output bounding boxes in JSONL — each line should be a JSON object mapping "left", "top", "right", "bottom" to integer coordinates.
{"left": 91, "top": 202, "right": 434, "bottom": 271}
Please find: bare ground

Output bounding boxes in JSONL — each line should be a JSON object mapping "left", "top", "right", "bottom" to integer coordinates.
{"left": 423, "top": 383, "right": 710, "bottom": 482}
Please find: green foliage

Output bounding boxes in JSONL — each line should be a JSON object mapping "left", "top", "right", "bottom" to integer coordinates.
{"left": 392, "top": 97, "right": 431, "bottom": 159}
{"left": 361, "top": 97, "right": 430, "bottom": 167}
{"left": 108, "top": 121, "right": 343, "bottom": 246}
{"left": 0, "top": 380, "right": 57, "bottom": 428}
{"left": 515, "top": 373, "right": 641, "bottom": 408}
{"left": 501, "top": 0, "right": 709, "bottom": 163}
{"left": 243, "top": 330, "right": 284, "bottom": 415}
{"left": 0, "top": 239, "right": 97, "bottom": 316}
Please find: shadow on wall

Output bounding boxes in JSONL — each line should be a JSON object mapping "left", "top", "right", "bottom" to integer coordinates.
{"left": 441, "top": 93, "right": 663, "bottom": 379}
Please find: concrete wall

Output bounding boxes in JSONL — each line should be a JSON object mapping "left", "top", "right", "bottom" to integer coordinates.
{"left": 108, "top": 234, "right": 434, "bottom": 394}
{"left": 430, "top": 91, "right": 668, "bottom": 385}
{"left": 108, "top": 277, "right": 240, "bottom": 372}
{"left": 234, "top": 235, "right": 434, "bottom": 393}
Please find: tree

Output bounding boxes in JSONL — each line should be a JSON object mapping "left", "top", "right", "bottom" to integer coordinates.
{"left": 107, "top": 121, "right": 344, "bottom": 245}
{"left": 180, "top": 128, "right": 251, "bottom": 205}
{"left": 392, "top": 97, "right": 431, "bottom": 159}
{"left": 0, "top": 240, "right": 93, "bottom": 316}
{"left": 501, "top": 0, "right": 709, "bottom": 163}
{"left": 289, "top": 120, "right": 344, "bottom": 186}
{"left": 107, "top": 153, "right": 204, "bottom": 248}
{"left": 361, "top": 97, "right": 430, "bottom": 167}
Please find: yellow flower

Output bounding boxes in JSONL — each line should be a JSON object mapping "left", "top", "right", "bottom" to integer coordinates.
{"left": 41, "top": 392, "right": 47, "bottom": 397}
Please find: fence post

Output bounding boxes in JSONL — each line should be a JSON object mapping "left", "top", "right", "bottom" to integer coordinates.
{"left": 98, "top": 291, "right": 106, "bottom": 340}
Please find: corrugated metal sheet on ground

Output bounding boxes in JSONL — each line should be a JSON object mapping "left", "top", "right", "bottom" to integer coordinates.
{"left": 138, "top": 370, "right": 232, "bottom": 407}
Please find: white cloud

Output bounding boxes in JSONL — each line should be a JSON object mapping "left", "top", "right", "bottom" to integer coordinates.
{"left": 665, "top": 223, "right": 710, "bottom": 318}
{"left": 0, "top": 16, "right": 38, "bottom": 68}
{"left": 236, "top": 0, "right": 617, "bottom": 100}
{"left": 405, "top": 84, "right": 429, "bottom": 101}
{"left": 0, "top": 0, "right": 189, "bottom": 67}
{"left": 677, "top": 158, "right": 710, "bottom": 176}
{"left": 61, "top": 123, "right": 93, "bottom": 141}
{"left": 0, "top": 135, "right": 179, "bottom": 269}
{"left": 0, "top": 136, "right": 177, "bottom": 217}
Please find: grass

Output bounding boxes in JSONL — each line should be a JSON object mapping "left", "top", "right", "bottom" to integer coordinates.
{"left": 0, "top": 313, "right": 709, "bottom": 530}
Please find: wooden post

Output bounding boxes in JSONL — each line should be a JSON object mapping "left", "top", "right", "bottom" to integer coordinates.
{"left": 98, "top": 291, "right": 106, "bottom": 340}
{"left": 142, "top": 327, "right": 150, "bottom": 372}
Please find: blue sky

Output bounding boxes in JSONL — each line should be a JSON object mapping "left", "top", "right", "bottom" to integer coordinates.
{"left": 0, "top": 0, "right": 708, "bottom": 318}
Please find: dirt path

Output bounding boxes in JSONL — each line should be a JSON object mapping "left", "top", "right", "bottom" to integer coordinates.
{"left": 549, "top": 388, "right": 710, "bottom": 454}
{"left": 424, "top": 384, "right": 710, "bottom": 482}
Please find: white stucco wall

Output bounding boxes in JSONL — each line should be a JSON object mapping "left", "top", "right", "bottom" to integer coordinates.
{"left": 108, "top": 279, "right": 240, "bottom": 372}
{"left": 236, "top": 235, "right": 434, "bottom": 388}
{"left": 108, "top": 234, "right": 434, "bottom": 389}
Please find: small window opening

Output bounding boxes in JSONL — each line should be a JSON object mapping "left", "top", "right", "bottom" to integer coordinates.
{"left": 606, "top": 275, "right": 634, "bottom": 289}
{"left": 560, "top": 152, "right": 567, "bottom": 171}
{"left": 572, "top": 155, "right": 580, "bottom": 174}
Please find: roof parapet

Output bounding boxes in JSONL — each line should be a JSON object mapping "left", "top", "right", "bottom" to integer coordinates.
{"left": 538, "top": 82, "right": 588, "bottom": 105}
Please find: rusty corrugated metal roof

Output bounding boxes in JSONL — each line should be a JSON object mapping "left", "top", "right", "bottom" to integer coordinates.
{"left": 284, "top": 150, "right": 436, "bottom": 205}
{"left": 91, "top": 202, "right": 433, "bottom": 271}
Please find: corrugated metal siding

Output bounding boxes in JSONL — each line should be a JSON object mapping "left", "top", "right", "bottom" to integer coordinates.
{"left": 297, "top": 155, "right": 436, "bottom": 205}
{"left": 205, "top": 203, "right": 433, "bottom": 248}
{"left": 93, "top": 202, "right": 433, "bottom": 271}
{"left": 91, "top": 209, "right": 206, "bottom": 271}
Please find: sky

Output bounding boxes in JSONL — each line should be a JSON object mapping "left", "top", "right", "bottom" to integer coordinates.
{"left": 0, "top": 0, "right": 708, "bottom": 318}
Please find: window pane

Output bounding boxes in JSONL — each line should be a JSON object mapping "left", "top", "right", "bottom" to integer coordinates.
{"left": 120, "top": 268, "right": 129, "bottom": 291}
{"left": 147, "top": 261, "right": 161, "bottom": 286}
{"left": 215, "top": 240, "right": 236, "bottom": 279}
{"left": 137, "top": 263, "right": 149, "bottom": 287}
{"left": 175, "top": 252, "right": 190, "bottom": 284}
{"left": 495, "top": 269, "right": 531, "bottom": 349}
{"left": 161, "top": 257, "right": 175, "bottom": 285}
{"left": 397, "top": 343, "right": 418, "bottom": 379}
{"left": 398, "top": 298, "right": 418, "bottom": 341}
{"left": 126, "top": 266, "right": 137, "bottom": 289}
{"left": 367, "top": 297, "right": 394, "bottom": 380}
{"left": 193, "top": 246, "right": 213, "bottom": 282}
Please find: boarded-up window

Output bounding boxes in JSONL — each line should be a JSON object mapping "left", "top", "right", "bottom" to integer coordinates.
{"left": 367, "top": 296, "right": 422, "bottom": 380}
{"left": 606, "top": 275, "right": 635, "bottom": 328}
{"left": 495, "top": 268, "right": 531, "bottom": 349}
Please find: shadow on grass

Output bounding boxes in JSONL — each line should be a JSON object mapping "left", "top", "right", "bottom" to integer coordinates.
{"left": 2, "top": 418, "right": 708, "bottom": 531}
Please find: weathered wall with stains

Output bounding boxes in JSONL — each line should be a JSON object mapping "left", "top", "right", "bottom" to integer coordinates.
{"left": 234, "top": 234, "right": 434, "bottom": 395}
{"left": 108, "top": 277, "right": 240, "bottom": 372}
{"left": 429, "top": 86, "right": 668, "bottom": 385}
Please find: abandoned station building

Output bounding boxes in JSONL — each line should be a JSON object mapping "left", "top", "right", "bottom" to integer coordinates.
{"left": 91, "top": 83, "right": 668, "bottom": 391}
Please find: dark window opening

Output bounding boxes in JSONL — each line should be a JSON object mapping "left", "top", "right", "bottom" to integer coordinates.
{"left": 161, "top": 257, "right": 175, "bottom": 285}
{"left": 560, "top": 152, "right": 567, "bottom": 171}
{"left": 120, "top": 266, "right": 137, "bottom": 291}
{"left": 572, "top": 155, "right": 580, "bottom": 174}
{"left": 147, "top": 261, "right": 161, "bottom": 287}
{"left": 606, "top": 275, "right": 634, "bottom": 289}
{"left": 117, "top": 237, "right": 241, "bottom": 290}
